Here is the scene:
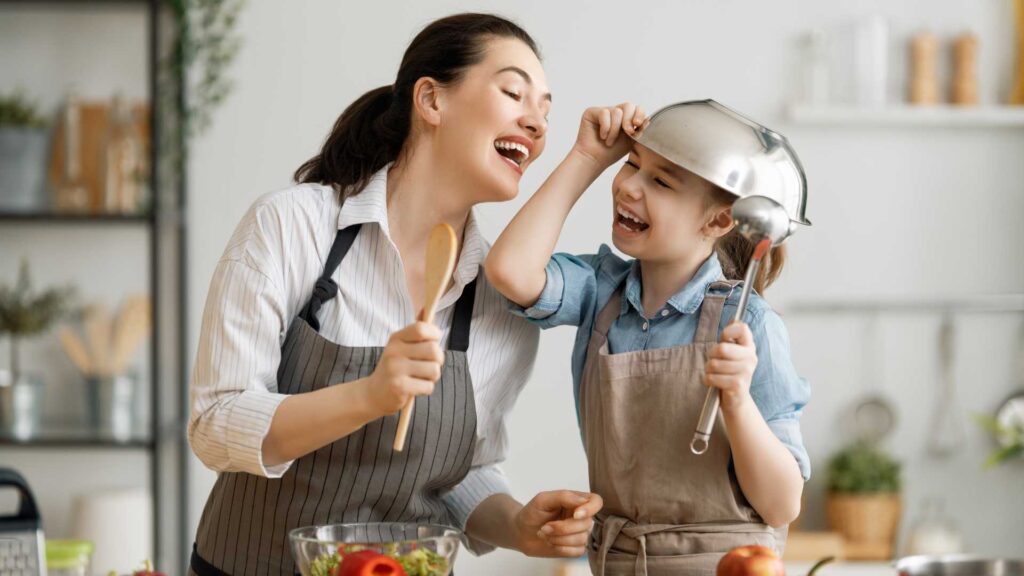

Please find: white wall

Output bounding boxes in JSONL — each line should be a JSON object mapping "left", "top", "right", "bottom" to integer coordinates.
{"left": 3, "top": 0, "right": 1014, "bottom": 573}
{"left": 184, "top": 0, "right": 1024, "bottom": 572}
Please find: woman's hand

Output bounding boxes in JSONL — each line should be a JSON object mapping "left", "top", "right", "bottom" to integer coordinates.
{"left": 514, "top": 490, "right": 603, "bottom": 557}
{"left": 571, "top": 103, "right": 647, "bottom": 170}
{"left": 705, "top": 321, "right": 758, "bottom": 412}
{"left": 361, "top": 321, "right": 444, "bottom": 416}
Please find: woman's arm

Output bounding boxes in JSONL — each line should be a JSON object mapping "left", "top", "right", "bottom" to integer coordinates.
{"left": 485, "top": 103, "right": 646, "bottom": 308}
{"left": 466, "top": 491, "right": 603, "bottom": 558}
{"left": 704, "top": 321, "right": 804, "bottom": 527}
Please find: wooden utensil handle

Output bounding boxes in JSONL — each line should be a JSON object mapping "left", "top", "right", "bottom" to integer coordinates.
{"left": 393, "top": 309, "right": 432, "bottom": 452}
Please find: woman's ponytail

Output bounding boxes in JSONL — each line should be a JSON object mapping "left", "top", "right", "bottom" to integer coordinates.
{"left": 293, "top": 84, "right": 408, "bottom": 196}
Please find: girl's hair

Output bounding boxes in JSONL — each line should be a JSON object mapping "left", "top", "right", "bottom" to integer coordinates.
{"left": 706, "top": 186, "right": 787, "bottom": 294}
{"left": 294, "top": 13, "right": 539, "bottom": 195}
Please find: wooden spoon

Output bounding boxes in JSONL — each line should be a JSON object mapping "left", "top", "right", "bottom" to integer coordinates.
{"left": 393, "top": 223, "right": 458, "bottom": 451}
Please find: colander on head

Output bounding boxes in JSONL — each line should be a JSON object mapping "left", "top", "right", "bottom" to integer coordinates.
{"left": 631, "top": 98, "right": 811, "bottom": 240}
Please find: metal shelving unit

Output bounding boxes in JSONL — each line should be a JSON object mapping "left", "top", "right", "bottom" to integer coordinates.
{"left": 0, "top": 0, "right": 188, "bottom": 571}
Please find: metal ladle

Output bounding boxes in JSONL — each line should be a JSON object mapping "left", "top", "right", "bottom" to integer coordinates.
{"left": 690, "top": 195, "right": 795, "bottom": 455}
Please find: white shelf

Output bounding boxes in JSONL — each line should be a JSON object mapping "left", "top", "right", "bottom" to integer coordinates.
{"left": 786, "top": 104, "right": 1024, "bottom": 128}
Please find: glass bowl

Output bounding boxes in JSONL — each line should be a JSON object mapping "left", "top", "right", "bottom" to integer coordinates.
{"left": 290, "top": 523, "right": 461, "bottom": 576}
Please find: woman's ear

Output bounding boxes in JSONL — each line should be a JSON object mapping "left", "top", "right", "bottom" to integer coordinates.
{"left": 412, "top": 77, "right": 443, "bottom": 127}
{"left": 703, "top": 204, "right": 735, "bottom": 240}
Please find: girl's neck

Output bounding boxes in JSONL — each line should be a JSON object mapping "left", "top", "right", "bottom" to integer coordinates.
{"left": 638, "top": 247, "right": 715, "bottom": 318}
{"left": 385, "top": 142, "right": 472, "bottom": 254}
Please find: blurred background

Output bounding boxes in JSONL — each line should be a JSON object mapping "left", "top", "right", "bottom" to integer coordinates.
{"left": 1, "top": 1, "right": 1022, "bottom": 575}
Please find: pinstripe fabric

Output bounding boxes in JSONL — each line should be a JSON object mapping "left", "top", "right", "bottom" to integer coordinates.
{"left": 188, "top": 167, "right": 540, "bottom": 539}
{"left": 192, "top": 228, "right": 479, "bottom": 575}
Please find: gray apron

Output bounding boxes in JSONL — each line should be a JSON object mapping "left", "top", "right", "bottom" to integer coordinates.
{"left": 191, "top": 224, "right": 478, "bottom": 575}
{"left": 581, "top": 280, "right": 783, "bottom": 576}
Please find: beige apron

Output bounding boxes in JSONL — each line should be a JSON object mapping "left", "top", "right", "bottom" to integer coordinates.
{"left": 581, "top": 280, "right": 784, "bottom": 576}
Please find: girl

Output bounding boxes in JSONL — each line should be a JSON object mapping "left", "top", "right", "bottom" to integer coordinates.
{"left": 188, "top": 14, "right": 602, "bottom": 575}
{"left": 484, "top": 101, "right": 811, "bottom": 575}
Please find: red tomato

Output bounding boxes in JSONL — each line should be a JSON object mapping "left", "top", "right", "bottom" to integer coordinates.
{"left": 338, "top": 550, "right": 406, "bottom": 576}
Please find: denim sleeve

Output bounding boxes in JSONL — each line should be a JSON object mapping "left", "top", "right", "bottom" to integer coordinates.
{"left": 510, "top": 252, "right": 603, "bottom": 329}
{"left": 747, "top": 308, "right": 812, "bottom": 481}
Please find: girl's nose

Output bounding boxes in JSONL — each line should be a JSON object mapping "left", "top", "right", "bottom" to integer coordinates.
{"left": 619, "top": 173, "right": 644, "bottom": 200}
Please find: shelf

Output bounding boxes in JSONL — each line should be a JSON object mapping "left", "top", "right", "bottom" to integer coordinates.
{"left": 0, "top": 428, "right": 153, "bottom": 450}
{"left": 0, "top": 210, "right": 154, "bottom": 225}
{"left": 783, "top": 293, "right": 1024, "bottom": 315}
{"left": 786, "top": 104, "right": 1024, "bottom": 128}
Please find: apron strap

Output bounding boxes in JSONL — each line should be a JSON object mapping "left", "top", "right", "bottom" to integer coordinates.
{"left": 447, "top": 277, "right": 477, "bottom": 352}
{"left": 694, "top": 279, "right": 741, "bottom": 344}
{"left": 593, "top": 283, "right": 625, "bottom": 339}
{"left": 299, "top": 224, "right": 362, "bottom": 332}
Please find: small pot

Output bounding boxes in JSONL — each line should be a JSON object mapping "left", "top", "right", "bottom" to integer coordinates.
{"left": 826, "top": 491, "right": 902, "bottom": 560}
{"left": 0, "top": 126, "right": 50, "bottom": 212}
{"left": 0, "top": 371, "right": 44, "bottom": 440}
{"left": 84, "top": 373, "right": 138, "bottom": 441}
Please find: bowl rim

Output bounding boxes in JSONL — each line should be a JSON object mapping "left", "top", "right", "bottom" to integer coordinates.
{"left": 288, "top": 522, "right": 463, "bottom": 546}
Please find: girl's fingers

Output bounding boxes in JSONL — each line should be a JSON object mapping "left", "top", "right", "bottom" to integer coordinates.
{"left": 633, "top": 105, "right": 646, "bottom": 129}
{"left": 606, "top": 107, "right": 624, "bottom": 146}
{"left": 703, "top": 373, "right": 739, "bottom": 391}
{"left": 598, "top": 108, "right": 612, "bottom": 140}
{"left": 619, "top": 103, "right": 637, "bottom": 134}
{"left": 706, "top": 358, "right": 748, "bottom": 376}
{"left": 711, "top": 342, "right": 756, "bottom": 361}
{"left": 721, "top": 321, "right": 754, "bottom": 346}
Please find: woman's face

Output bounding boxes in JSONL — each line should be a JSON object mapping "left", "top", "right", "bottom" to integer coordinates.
{"left": 435, "top": 37, "right": 550, "bottom": 203}
{"left": 610, "top": 143, "right": 721, "bottom": 263}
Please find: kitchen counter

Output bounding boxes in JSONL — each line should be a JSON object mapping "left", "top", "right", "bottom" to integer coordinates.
{"left": 554, "top": 560, "right": 897, "bottom": 576}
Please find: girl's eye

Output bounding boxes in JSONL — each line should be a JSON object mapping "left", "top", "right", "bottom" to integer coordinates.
{"left": 502, "top": 90, "right": 522, "bottom": 101}
{"left": 655, "top": 178, "right": 672, "bottom": 189}
{"left": 624, "top": 160, "right": 639, "bottom": 169}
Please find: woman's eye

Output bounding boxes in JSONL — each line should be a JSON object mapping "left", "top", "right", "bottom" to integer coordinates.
{"left": 502, "top": 90, "right": 522, "bottom": 101}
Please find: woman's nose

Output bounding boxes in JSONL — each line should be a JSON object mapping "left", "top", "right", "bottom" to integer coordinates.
{"left": 519, "top": 109, "right": 547, "bottom": 139}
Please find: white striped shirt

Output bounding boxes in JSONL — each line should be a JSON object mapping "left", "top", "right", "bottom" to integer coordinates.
{"left": 188, "top": 167, "right": 540, "bottom": 543}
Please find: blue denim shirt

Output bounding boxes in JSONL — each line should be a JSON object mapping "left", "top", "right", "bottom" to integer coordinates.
{"left": 513, "top": 245, "right": 811, "bottom": 480}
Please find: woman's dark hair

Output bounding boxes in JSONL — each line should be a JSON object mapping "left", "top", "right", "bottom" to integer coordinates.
{"left": 294, "top": 13, "right": 540, "bottom": 194}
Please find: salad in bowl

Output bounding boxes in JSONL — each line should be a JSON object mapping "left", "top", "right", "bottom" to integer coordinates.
{"left": 290, "top": 523, "right": 461, "bottom": 576}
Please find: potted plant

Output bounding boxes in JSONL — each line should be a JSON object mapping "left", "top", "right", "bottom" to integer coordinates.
{"left": 0, "top": 259, "right": 73, "bottom": 438}
{"left": 825, "top": 441, "right": 902, "bottom": 560}
{"left": 0, "top": 90, "right": 50, "bottom": 212}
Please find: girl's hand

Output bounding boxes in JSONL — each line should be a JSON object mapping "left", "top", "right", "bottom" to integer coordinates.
{"left": 571, "top": 103, "right": 647, "bottom": 170}
{"left": 515, "top": 490, "right": 603, "bottom": 557}
{"left": 362, "top": 321, "right": 444, "bottom": 416}
{"left": 704, "top": 321, "right": 758, "bottom": 412}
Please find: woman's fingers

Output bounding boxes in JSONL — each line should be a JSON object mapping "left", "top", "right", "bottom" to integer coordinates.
{"left": 542, "top": 531, "right": 590, "bottom": 548}
{"left": 393, "top": 321, "right": 441, "bottom": 344}
{"left": 402, "top": 358, "right": 443, "bottom": 382}
{"left": 598, "top": 107, "right": 612, "bottom": 140}
{"left": 540, "top": 517, "right": 593, "bottom": 538}
{"left": 397, "top": 340, "right": 444, "bottom": 363}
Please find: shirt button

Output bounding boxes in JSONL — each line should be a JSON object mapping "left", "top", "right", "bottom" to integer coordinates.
{"left": 660, "top": 309, "right": 670, "bottom": 317}
{"left": 642, "top": 321, "right": 649, "bottom": 331}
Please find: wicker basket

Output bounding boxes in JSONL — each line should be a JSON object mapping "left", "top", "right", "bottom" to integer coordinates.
{"left": 826, "top": 492, "right": 901, "bottom": 560}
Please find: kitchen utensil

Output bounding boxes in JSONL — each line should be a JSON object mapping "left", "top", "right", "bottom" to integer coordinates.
{"left": 631, "top": 99, "right": 811, "bottom": 229}
{"left": 83, "top": 304, "right": 112, "bottom": 377}
{"left": 290, "top": 523, "right": 461, "bottom": 576}
{"left": 0, "top": 467, "right": 46, "bottom": 575}
{"left": 896, "top": 555, "right": 1024, "bottom": 576}
{"left": 85, "top": 373, "right": 136, "bottom": 439}
{"left": 58, "top": 329, "right": 92, "bottom": 376}
{"left": 927, "top": 314, "right": 964, "bottom": 458}
{"left": 691, "top": 196, "right": 792, "bottom": 455}
{"left": 393, "top": 223, "right": 458, "bottom": 452}
{"left": 847, "top": 315, "right": 898, "bottom": 443}
{"left": 109, "top": 296, "right": 150, "bottom": 375}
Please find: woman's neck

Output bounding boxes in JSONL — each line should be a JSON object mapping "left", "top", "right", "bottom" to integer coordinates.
{"left": 638, "top": 248, "right": 714, "bottom": 318}
{"left": 385, "top": 145, "right": 472, "bottom": 254}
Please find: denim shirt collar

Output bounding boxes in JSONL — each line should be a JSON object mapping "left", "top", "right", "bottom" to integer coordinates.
{"left": 621, "top": 253, "right": 724, "bottom": 317}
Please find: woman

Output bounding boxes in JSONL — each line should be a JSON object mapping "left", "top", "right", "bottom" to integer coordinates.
{"left": 188, "top": 13, "right": 602, "bottom": 575}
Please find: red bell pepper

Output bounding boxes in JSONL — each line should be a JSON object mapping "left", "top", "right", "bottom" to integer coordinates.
{"left": 338, "top": 550, "right": 406, "bottom": 576}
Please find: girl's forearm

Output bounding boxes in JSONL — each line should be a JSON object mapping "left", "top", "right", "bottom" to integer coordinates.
{"left": 262, "top": 378, "right": 379, "bottom": 468}
{"left": 722, "top": 396, "right": 804, "bottom": 527}
{"left": 484, "top": 149, "right": 605, "bottom": 307}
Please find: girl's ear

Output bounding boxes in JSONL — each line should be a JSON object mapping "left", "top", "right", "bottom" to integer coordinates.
{"left": 412, "top": 77, "right": 444, "bottom": 127}
{"left": 703, "top": 204, "right": 735, "bottom": 240}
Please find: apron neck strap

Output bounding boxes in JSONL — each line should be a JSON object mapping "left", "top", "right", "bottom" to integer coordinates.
{"left": 593, "top": 282, "right": 625, "bottom": 340}
{"left": 300, "top": 224, "right": 363, "bottom": 332}
{"left": 447, "top": 277, "right": 477, "bottom": 352}
{"left": 694, "top": 279, "right": 741, "bottom": 343}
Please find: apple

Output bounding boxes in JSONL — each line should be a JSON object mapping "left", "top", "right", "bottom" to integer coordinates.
{"left": 716, "top": 545, "right": 785, "bottom": 576}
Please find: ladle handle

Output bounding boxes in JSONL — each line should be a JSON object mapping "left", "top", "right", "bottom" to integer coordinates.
{"left": 690, "top": 249, "right": 764, "bottom": 455}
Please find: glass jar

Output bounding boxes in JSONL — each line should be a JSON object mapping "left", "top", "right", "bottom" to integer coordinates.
{"left": 46, "top": 540, "right": 94, "bottom": 576}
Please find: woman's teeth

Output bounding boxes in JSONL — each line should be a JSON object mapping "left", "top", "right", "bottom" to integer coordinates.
{"left": 616, "top": 206, "right": 650, "bottom": 232}
{"left": 494, "top": 140, "right": 529, "bottom": 167}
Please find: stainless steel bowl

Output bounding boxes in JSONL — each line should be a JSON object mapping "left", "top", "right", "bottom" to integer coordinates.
{"left": 632, "top": 99, "right": 811, "bottom": 227}
{"left": 896, "top": 555, "right": 1024, "bottom": 576}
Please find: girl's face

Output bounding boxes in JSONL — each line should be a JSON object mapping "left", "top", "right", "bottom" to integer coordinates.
{"left": 433, "top": 37, "right": 550, "bottom": 204}
{"left": 610, "top": 143, "right": 725, "bottom": 263}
